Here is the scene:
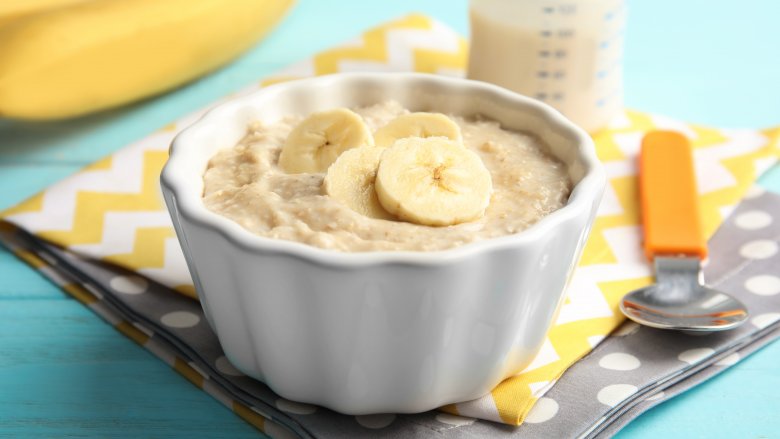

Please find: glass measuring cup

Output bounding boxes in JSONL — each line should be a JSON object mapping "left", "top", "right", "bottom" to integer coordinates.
{"left": 468, "top": 0, "right": 626, "bottom": 133}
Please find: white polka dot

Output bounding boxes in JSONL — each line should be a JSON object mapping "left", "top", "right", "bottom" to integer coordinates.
{"left": 355, "top": 414, "right": 396, "bottom": 429}
{"left": 524, "top": 397, "right": 559, "bottom": 423}
{"left": 743, "top": 186, "right": 766, "bottom": 199}
{"left": 599, "top": 353, "right": 641, "bottom": 371}
{"left": 678, "top": 348, "right": 715, "bottom": 364}
{"left": 646, "top": 391, "right": 665, "bottom": 401}
{"left": 435, "top": 413, "right": 475, "bottom": 426}
{"left": 613, "top": 321, "right": 640, "bottom": 336}
{"left": 160, "top": 311, "right": 200, "bottom": 328}
{"left": 215, "top": 356, "right": 244, "bottom": 376}
{"left": 752, "top": 313, "right": 780, "bottom": 329}
{"left": 735, "top": 210, "right": 772, "bottom": 230}
{"left": 109, "top": 275, "right": 148, "bottom": 294}
{"left": 275, "top": 398, "right": 317, "bottom": 415}
{"left": 715, "top": 353, "right": 740, "bottom": 366}
{"left": 739, "top": 240, "right": 778, "bottom": 259}
{"left": 264, "top": 421, "right": 297, "bottom": 439}
{"left": 745, "top": 275, "right": 780, "bottom": 296}
{"left": 597, "top": 384, "right": 638, "bottom": 407}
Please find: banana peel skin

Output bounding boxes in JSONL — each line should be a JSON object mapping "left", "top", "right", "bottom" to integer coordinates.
{"left": 0, "top": 0, "right": 295, "bottom": 120}
{"left": 0, "top": 0, "right": 92, "bottom": 29}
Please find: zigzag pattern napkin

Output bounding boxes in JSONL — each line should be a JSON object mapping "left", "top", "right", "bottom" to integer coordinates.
{"left": 1, "top": 15, "right": 779, "bottom": 427}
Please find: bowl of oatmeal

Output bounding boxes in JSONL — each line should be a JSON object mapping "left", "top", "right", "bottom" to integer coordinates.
{"left": 161, "top": 73, "right": 605, "bottom": 414}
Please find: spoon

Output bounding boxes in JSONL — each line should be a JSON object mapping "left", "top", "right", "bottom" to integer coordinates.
{"left": 619, "top": 131, "right": 748, "bottom": 331}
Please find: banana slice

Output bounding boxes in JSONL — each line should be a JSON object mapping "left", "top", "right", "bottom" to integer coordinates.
{"left": 279, "top": 108, "right": 374, "bottom": 174}
{"left": 375, "top": 137, "right": 492, "bottom": 226}
{"left": 373, "top": 112, "right": 463, "bottom": 147}
{"left": 323, "top": 147, "right": 395, "bottom": 220}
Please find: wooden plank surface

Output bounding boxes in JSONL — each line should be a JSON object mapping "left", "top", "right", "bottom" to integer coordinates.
{"left": 0, "top": 299, "right": 258, "bottom": 438}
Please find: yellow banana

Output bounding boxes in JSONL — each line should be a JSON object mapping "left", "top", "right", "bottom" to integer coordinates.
{"left": 0, "top": 0, "right": 294, "bottom": 120}
{"left": 373, "top": 112, "right": 463, "bottom": 148}
{"left": 0, "top": 0, "right": 93, "bottom": 29}
{"left": 375, "top": 136, "right": 493, "bottom": 226}
{"left": 323, "top": 146, "right": 395, "bottom": 220}
{"left": 279, "top": 108, "right": 374, "bottom": 174}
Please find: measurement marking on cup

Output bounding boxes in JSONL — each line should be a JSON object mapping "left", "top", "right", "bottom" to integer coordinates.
{"left": 596, "top": 56, "right": 624, "bottom": 80}
{"left": 597, "top": 87, "right": 622, "bottom": 107}
{"left": 559, "top": 4, "right": 577, "bottom": 15}
{"left": 543, "top": 4, "right": 577, "bottom": 15}
{"left": 557, "top": 29, "right": 575, "bottom": 38}
{"left": 604, "top": 5, "right": 625, "bottom": 22}
{"left": 602, "top": 29, "right": 626, "bottom": 46}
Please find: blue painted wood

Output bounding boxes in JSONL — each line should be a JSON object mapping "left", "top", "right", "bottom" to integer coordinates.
{"left": 0, "top": 300, "right": 258, "bottom": 438}
{"left": 617, "top": 345, "right": 780, "bottom": 438}
{"left": 0, "top": 249, "right": 63, "bottom": 299}
{"left": 1, "top": 0, "right": 778, "bottom": 437}
{"left": 623, "top": 0, "right": 780, "bottom": 128}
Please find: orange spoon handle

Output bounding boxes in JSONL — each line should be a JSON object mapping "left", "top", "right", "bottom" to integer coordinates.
{"left": 639, "top": 131, "right": 708, "bottom": 260}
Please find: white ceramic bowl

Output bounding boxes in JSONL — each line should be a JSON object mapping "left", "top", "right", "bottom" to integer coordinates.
{"left": 161, "top": 73, "right": 605, "bottom": 415}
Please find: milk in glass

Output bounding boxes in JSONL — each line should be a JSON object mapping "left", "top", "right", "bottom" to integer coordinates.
{"left": 468, "top": 0, "right": 626, "bottom": 133}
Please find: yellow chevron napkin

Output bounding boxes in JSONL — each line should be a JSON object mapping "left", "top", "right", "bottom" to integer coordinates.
{"left": 2, "top": 15, "right": 779, "bottom": 426}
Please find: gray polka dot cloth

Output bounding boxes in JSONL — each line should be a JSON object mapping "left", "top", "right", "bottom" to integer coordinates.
{"left": 3, "top": 187, "right": 778, "bottom": 438}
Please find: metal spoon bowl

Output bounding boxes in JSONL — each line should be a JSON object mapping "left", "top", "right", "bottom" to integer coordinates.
{"left": 620, "top": 256, "right": 749, "bottom": 331}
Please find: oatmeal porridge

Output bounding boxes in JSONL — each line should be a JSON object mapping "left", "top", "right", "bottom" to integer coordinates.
{"left": 202, "top": 101, "right": 571, "bottom": 252}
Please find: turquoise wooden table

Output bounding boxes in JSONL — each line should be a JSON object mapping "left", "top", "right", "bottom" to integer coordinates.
{"left": 1, "top": 1, "right": 779, "bottom": 437}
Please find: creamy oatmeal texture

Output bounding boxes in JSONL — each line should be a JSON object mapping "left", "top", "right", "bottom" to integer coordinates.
{"left": 202, "top": 101, "right": 571, "bottom": 252}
